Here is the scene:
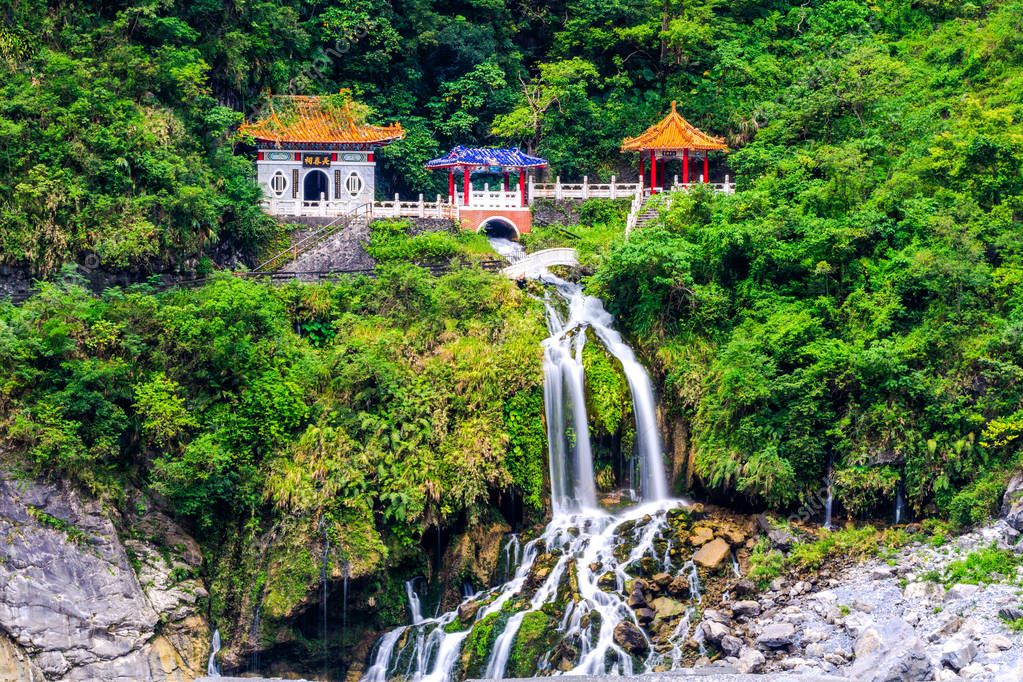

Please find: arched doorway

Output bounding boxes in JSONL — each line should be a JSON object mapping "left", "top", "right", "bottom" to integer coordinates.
{"left": 478, "top": 217, "right": 519, "bottom": 241}
{"left": 303, "top": 170, "right": 329, "bottom": 202}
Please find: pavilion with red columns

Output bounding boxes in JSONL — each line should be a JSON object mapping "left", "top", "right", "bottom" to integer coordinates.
{"left": 425, "top": 146, "right": 548, "bottom": 236}
{"left": 621, "top": 101, "right": 728, "bottom": 192}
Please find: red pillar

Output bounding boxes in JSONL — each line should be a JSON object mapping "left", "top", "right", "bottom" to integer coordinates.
{"left": 448, "top": 169, "right": 455, "bottom": 203}
{"left": 683, "top": 149, "right": 690, "bottom": 185}
{"left": 704, "top": 153, "right": 710, "bottom": 183}
{"left": 463, "top": 166, "right": 471, "bottom": 206}
{"left": 503, "top": 172, "right": 510, "bottom": 191}
{"left": 650, "top": 149, "right": 657, "bottom": 193}
{"left": 519, "top": 169, "right": 526, "bottom": 206}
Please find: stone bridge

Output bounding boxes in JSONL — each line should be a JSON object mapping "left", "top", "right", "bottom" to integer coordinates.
{"left": 501, "top": 248, "right": 579, "bottom": 278}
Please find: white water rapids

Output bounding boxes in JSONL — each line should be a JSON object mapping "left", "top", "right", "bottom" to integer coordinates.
{"left": 361, "top": 251, "right": 695, "bottom": 681}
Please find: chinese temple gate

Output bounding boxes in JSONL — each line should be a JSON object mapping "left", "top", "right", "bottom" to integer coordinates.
{"left": 621, "top": 101, "right": 728, "bottom": 192}
{"left": 240, "top": 94, "right": 404, "bottom": 217}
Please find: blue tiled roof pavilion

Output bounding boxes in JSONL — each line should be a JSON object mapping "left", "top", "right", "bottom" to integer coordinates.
{"left": 425, "top": 146, "right": 548, "bottom": 170}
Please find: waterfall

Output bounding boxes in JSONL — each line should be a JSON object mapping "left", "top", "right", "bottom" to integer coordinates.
{"left": 406, "top": 579, "right": 424, "bottom": 624}
{"left": 363, "top": 627, "right": 407, "bottom": 682}
{"left": 250, "top": 603, "right": 261, "bottom": 674}
{"left": 542, "top": 276, "right": 668, "bottom": 506}
{"left": 895, "top": 480, "right": 907, "bottom": 524}
{"left": 320, "top": 523, "right": 329, "bottom": 655}
{"left": 823, "top": 454, "right": 834, "bottom": 530}
{"left": 360, "top": 268, "right": 691, "bottom": 682}
{"left": 489, "top": 237, "right": 525, "bottom": 263}
{"left": 206, "top": 629, "right": 221, "bottom": 677}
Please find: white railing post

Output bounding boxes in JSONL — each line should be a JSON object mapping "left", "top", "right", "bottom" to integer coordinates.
{"left": 699, "top": 175, "right": 704, "bottom": 184}
{"left": 674, "top": 175, "right": 679, "bottom": 190}
{"left": 610, "top": 176, "right": 617, "bottom": 200}
{"left": 528, "top": 176, "right": 535, "bottom": 204}
{"left": 555, "top": 176, "right": 562, "bottom": 200}
{"left": 582, "top": 175, "right": 589, "bottom": 199}
{"left": 418, "top": 193, "right": 424, "bottom": 218}
{"left": 725, "top": 175, "right": 732, "bottom": 194}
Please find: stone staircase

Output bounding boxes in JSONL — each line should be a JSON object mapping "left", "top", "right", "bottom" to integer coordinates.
{"left": 254, "top": 204, "right": 372, "bottom": 274}
{"left": 279, "top": 215, "right": 373, "bottom": 274}
{"left": 634, "top": 200, "right": 661, "bottom": 229}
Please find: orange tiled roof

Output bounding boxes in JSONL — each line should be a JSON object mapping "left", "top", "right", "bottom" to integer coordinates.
{"left": 621, "top": 101, "right": 728, "bottom": 152}
{"left": 239, "top": 94, "right": 404, "bottom": 146}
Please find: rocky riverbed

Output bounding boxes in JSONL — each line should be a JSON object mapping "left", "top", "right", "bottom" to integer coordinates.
{"left": 687, "top": 520, "right": 1023, "bottom": 681}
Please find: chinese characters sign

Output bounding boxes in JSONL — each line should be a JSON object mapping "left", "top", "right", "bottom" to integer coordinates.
{"left": 302, "top": 153, "right": 332, "bottom": 168}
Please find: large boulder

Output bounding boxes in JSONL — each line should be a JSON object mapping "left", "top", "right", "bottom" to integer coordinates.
{"left": 903, "top": 581, "right": 945, "bottom": 602}
{"left": 613, "top": 621, "right": 649, "bottom": 656}
{"left": 693, "top": 538, "right": 731, "bottom": 570}
{"left": 940, "top": 638, "right": 977, "bottom": 672}
{"left": 1002, "top": 471, "right": 1023, "bottom": 531}
{"left": 736, "top": 646, "right": 766, "bottom": 673}
{"left": 756, "top": 622, "right": 796, "bottom": 648}
{"left": 731, "top": 600, "right": 761, "bottom": 618}
{"left": 0, "top": 474, "right": 209, "bottom": 681}
{"left": 848, "top": 620, "right": 933, "bottom": 682}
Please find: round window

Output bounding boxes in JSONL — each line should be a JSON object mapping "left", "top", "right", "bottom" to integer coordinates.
{"left": 269, "top": 171, "right": 287, "bottom": 197}
{"left": 345, "top": 172, "right": 364, "bottom": 197}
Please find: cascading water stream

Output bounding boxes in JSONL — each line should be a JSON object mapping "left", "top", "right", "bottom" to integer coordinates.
{"left": 361, "top": 261, "right": 699, "bottom": 682}
{"left": 895, "top": 479, "right": 907, "bottom": 524}
{"left": 206, "top": 629, "right": 221, "bottom": 677}
{"left": 823, "top": 453, "right": 834, "bottom": 530}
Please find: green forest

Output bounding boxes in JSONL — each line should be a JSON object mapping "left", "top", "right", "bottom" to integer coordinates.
{"left": 1, "top": 0, "right": 1023, "bottom": 675}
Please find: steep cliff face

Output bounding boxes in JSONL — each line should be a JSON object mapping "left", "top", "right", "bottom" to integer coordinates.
{"left": 0, "top": 474, "right": 210, "bottom": 681}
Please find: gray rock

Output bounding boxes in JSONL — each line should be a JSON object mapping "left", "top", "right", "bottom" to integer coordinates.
{"left": 985, "top": 634, "right": 1013, "bottom": 653}
{"left": 1001, "top": 470, "right": 1023, "bottom": 532}
{"left": 702, "top": 608, "right": 732, "bottom": 624}
{"left": 612, "top": 621, "right": 649, "bottom": 656}
{"left": 698, "top": 620, "right": 730, "bottom": 645}
{"left": 804, "top": 643, "right": 825, "bottom": 659}
{"left": 854, "top": 627, "right": 883, "bottom": 658}
{"left": 736, "top": 646, "right": 766, "bottom": 674}
{"left": 998, "top": 605, "right": 1023, "bottom": 621}
{"left": 0, "top": 474, "right": 209, "bottom": 680}
{"left": 904, "top": 581, "right": 946, "bottom": 602}
{"left": 756, "top": 622, "right": 796, "bottom": 648}
{"left": 851, "top": 635, "right": 934, "bottom": 681}
{"left": 768, "top": 528, "right": 796, "bottom": 550}
{"left": 731, "top": 600, "right": 761, "bottom": 618}
{"left": 719, "top": 634, "right": 743, "bottom": 657}
{"left": 945, "top": 583, "right": 980, "bottom": 601}
{"left": 925, "top": 614, "right": 963, "bottom": 643}
{"left": 871, "top": 566, "right": 894, "bottom": 579}
{"left": 940, "top": 638, "right": 977, "bottom": 672}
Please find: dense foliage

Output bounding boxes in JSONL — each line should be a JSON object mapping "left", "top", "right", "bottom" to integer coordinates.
{"left": 0, "top": 253, "right": 547, "bottom": 567}
{"left": 589, "top": 0, "right": 1023, "bottom": 523}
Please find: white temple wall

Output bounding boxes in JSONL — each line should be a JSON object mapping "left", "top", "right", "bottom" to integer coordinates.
{"left": 256, "top": 149, "right": 377, "bottom": 215}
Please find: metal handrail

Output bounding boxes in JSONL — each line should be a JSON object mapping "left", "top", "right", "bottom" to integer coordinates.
{"left": 253, "top": 203, "right": 372, "bottom": 272}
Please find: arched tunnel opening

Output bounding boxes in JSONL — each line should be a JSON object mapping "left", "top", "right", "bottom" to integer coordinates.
{"left": 479, "top": 218, "right": 519, "bottom": 241}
